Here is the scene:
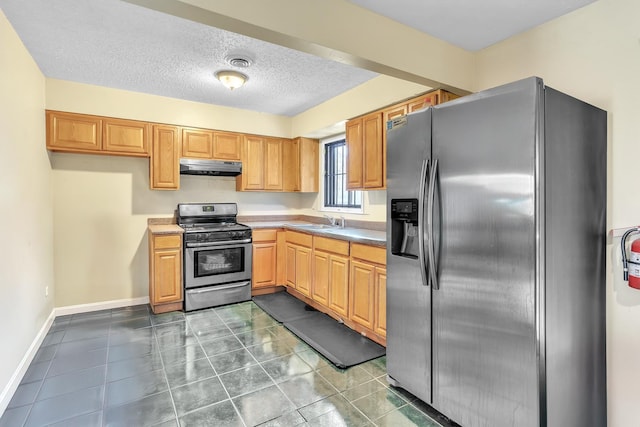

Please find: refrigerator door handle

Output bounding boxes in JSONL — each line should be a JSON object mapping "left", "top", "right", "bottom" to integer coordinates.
{"left": 418, "top": 158, "right": 430, "bottom": 287}
{"left": 427, "top": 158, "right": 439, "bottom": 290}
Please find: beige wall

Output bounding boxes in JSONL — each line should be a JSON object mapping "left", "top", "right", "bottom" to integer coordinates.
{"left": 0, "top": 11, "right": 53, "bottom": 410}
{"left": 474, "top": 0, "right": 639, "bottom": 425}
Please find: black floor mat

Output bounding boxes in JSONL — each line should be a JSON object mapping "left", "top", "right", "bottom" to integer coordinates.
{"left": 284, "top": 312, "right": 385, "bottom": 369}
{"left": 253, "top": 291, "right": 385, "bottom": 368}
{"left": 252, "top": 291, "right": 316, "bottom": 323}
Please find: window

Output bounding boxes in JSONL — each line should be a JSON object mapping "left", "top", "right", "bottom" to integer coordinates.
{"left": 322, "top": 138, "right": 362, "bottom": 212}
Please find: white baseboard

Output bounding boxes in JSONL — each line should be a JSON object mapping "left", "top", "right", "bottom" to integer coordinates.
{"left": 0, "top": 296, "right": 150, "bottom": 416}
{"left": 54, "top": 296, "right": 150, "bottom": 317}
{"left": 0, "top": 308, "right": 55, "bottom": 416}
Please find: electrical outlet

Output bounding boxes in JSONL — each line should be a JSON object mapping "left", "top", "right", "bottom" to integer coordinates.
{"left": 45, "top": 286, "right": 49, "bottom": 297}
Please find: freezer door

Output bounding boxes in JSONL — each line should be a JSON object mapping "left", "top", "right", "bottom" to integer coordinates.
{"left": 386, "top": 108, "right": 432, "bottom": 404}
{"left": 430, "top": 78, "right": 542, "bottom": 426}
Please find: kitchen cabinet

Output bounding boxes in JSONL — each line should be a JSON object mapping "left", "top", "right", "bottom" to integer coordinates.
{"left": 237, "top": 136, "right": 284, "bottom": 191}
{"left": 265, "top": 138, "right": 283, "bottom": 190}
{"left": 283, "top": 137, "right": 319, "bottom": 192}
{"left": 349, "top": 243, "right": 387, "bottom": 336}
{"left": 285, "top": 231, "right": 312, "bottom": 297}
{"left": 374, "top": 267, "right": 387, "bottom": 336}
{"left": 212, "top": 131, "right": 242, "bottom": 160}
{"left": 46, "top": 110, "right": 149, "bottom": 156}
{"left": 252, "top": 229, "right": 278, "bottom": 290}
{"left": 312, "top": 236, "right": 350, "bottom": 317}
{"left": 346, "top": 111, "right": 384, "bottom": 190}
{"left": 345, "top": 89, "right": 461, "bottom": 190}
{"left": 150, "top": 124, "right": 180, "bottom": 190}
{"left": 149, "top": 232, "right": 183, "bottom": 314}
{"left": 181, "top": 127, "right": 241, "bottom": 161}
{"left": 102, "top": 117, "right": 150, "bottom": 156}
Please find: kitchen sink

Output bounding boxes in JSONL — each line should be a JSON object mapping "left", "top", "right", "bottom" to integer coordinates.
{"left": 291, "top": 223, "right": 334, "bottom": 230}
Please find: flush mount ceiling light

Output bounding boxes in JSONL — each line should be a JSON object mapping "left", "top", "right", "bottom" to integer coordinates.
{"left": 215, "top": 70, "right": 248, "bottom": 90}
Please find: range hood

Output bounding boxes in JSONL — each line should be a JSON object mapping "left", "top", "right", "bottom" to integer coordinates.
{"left": 179, "top": 158, "right": 242, "bottom": 176}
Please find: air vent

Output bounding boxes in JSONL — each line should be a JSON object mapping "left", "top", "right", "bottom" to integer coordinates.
{"left": 225, "top": 55, "right": 253, "bottom": 68}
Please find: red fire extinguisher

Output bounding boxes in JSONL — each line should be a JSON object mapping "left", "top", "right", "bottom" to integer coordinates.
{"left": 621, "top": 227, "right": 640, "bottom": 289}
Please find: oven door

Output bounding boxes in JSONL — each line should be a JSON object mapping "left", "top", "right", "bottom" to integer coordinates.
{"left": 184, "top": 239, "right": 252, "bottom": 289}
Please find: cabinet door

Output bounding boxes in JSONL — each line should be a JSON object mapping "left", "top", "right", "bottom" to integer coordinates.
{"left": 329, "top": 254, "right": 349, "bottom": 318}
{"left": 349, "top": 259, "right": 375, "bottom": 329}
{"left": 252, "top": 242, "right": 277, "bottom": 288}
{"left": 298, "top": 137, "right": 319, "bottom": 192}
{"left": 374, "top": 267, "right": 387, "bottom": 337}
{"left": 346, "top": 118, "right": 363, "bottom": 189}
{"left": 283, "top": 138, "right": 300, "bottom": 192}
{"left": 212, "top": 131, "right": 241, "bottom": 160}
{"left": 383, "top": 103, "right": 408, "bottom": 124}
{"left": 103, "top": 118, "right": 150, "bottom": 156}
{"left": 182, "top": 128, "right": 213, "bottom": 159}
{"left": 47, "top": 111, "right": 102, "bottom": 152}
{"left": 152, "top": 248, "right": 182, "bottom": 304}
{"left": 265, "top": 138, "right": 283, "bottom": 190}
{"left": 312, "top": 250, "right": 329, "bottom": 305}
{"left": 296, "top": 246, "right": 312, "bottom": 297}
{"left": 362, "top": 111, "right": 384, "bottom": 189}
{"left": 243, "top": 136, "right": 265, "bottom": 190}
{"left": 285, "top": 243, "right": 297, "bottom": 288}
{"left": 151, "top": 125, "right": 180, "bottom": 190}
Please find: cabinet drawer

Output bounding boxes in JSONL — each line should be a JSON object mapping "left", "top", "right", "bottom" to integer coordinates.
{"left": 351, "top": 243, "right": 386, "bottom": 265}
{"left": 285, "top": 230, "right": 312, "bottom": 247}
{"left": 314, "top": 236, "right": 349, "bottom": 256}
{"left": 253, "top": 229, "right": 278, "bottom": 242}
{"left": 154, "top": 234, "right": 181, "bottom": 250}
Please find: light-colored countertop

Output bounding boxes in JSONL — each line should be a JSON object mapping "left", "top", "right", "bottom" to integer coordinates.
{"left": 243, "top": 220, "right": 386, "bottom": 247}
{"left": 148, "top": 224, "right": 183, "bottom": 235}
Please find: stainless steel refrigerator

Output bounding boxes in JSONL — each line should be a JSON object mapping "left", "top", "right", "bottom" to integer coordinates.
{"left": 386, "top": 77, "right": 606, "bottom": 427}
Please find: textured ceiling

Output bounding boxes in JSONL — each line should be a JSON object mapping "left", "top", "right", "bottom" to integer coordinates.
{"left": 0, "top": 0, "right": 377, "bottom": 117}
{"left": 349, "top": 0, "right": 597, "bottom": 51}
{"left": 0, "top": 0, "right": 598, "bottom": 118}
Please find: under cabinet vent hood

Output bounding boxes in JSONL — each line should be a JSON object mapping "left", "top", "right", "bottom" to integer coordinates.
{"left": 179, "top": 158, "right": 242, "bottom": 176}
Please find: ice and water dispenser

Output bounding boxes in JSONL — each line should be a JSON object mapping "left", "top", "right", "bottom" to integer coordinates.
{"left": 390, "top": 199, "right": 419, "bottom": 259}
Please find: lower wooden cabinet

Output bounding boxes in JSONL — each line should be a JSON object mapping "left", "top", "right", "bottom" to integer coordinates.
{"left": 349, "top": 259, "right": 376, "bottom": 329}
{"left": 374, "top": 267, "right": 387, "bottom": 336}
{"left": 149, "top": 232, "right": 183, "bottom": 314}
{"left": 349, "top": 243, "right": 387, "bottom": 338}
{"left": 252, "top": 229, "right": 278, "bottom": 290}
{"left": 312, "top": 236, "right": 350, "bottom": 317}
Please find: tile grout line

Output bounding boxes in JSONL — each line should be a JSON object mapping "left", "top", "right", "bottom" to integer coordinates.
{"left": 152, "top": 311, "right": 183, "bottom": 427}
{"left": 189, "top": 308, "right": 249, "bottom": 427}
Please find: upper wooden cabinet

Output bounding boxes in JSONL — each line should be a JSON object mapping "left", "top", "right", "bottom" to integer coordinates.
{"left": 265, "top": 138, "right": 283, "bottom": 191}
{"left": 346, "top": 89, "right": 461, "bottom": 190}
{"left": 181, "top": 127, "right": 241, "bottom": 161}
{"left": 47, "top": 110, "right": 150, "bottom": 156}
{"left": 236, "top": 136, "right": 284, "bottom": 191}
{"left": 150, "top": 125, "right": 180, "bottom": 190}
{"left": 346, "top": 111, "right": 384, "bottom": 190}
{"left": 181, "top": 127, "right": 213, "bottom": 159}
{"left": 47, "top": 111, "right": 102, "bottom": 153}
{"left": 103, "top": 117, "right": 150, "bottom": 155}
{"left": 284, "top": 137, "right": 319, "bottom": 192}
{"left": 213, "top": 131, "right": 242, "bottom": 160}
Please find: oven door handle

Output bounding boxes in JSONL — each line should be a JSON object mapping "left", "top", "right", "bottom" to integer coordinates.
{"left": 187, "top": 281, "right": 251, "bottom": 293}
{"left": 185, "top": 238, "right": 252, "bottom": 248}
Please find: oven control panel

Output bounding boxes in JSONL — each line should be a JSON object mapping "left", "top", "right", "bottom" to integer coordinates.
{"left": 183, "top": 229, "right": 252, "bottom": 244}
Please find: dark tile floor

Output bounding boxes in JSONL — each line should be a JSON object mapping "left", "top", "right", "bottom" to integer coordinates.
{"left": 1, "top": 301, "right": 442, "bottom": 427}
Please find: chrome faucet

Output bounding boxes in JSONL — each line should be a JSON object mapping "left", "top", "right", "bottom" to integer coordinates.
{"left": 323, "top": 214, "right": 337, "bottom": 227}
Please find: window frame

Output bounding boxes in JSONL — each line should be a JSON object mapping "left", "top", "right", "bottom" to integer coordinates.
{"left": 320, "top": 134, "right": 364, "bottom": 214}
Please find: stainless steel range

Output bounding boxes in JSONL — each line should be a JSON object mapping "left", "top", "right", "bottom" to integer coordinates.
{"left": 177, "top": 203, "right": 252, "bottom": 311}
